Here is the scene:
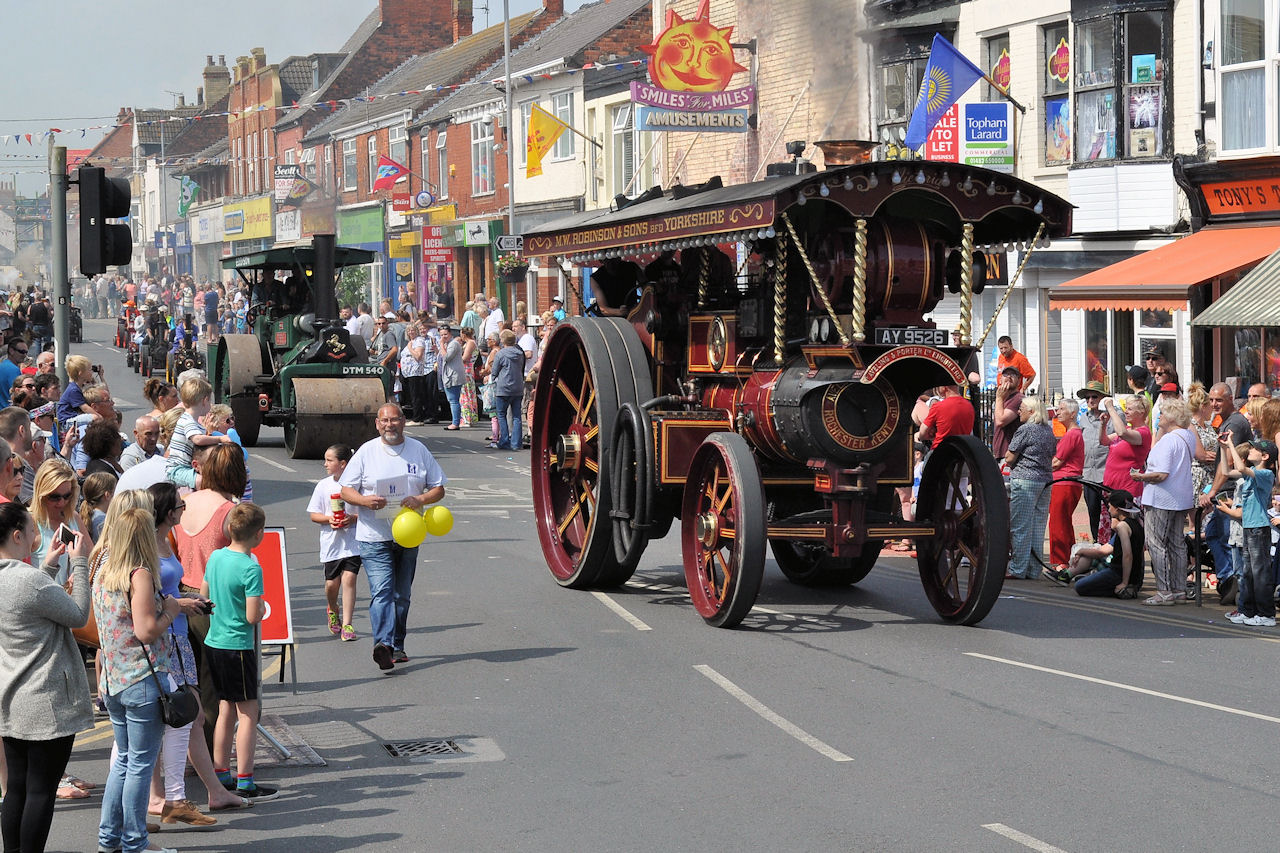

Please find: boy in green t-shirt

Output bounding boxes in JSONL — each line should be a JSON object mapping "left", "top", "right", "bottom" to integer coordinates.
{"left": 200, "top": 502, "right": 279, "bottom": 800}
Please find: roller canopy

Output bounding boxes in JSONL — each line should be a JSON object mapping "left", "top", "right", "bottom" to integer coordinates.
{"left": 523, "top": 161, "right": 1073, "bottom": 260}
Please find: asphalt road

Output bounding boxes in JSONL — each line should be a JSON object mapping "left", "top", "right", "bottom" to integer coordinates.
{"left": 45, "top": 316, "right": 1280, "bottom": 852}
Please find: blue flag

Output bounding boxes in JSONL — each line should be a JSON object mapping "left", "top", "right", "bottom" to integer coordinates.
{"left": 904, "top": 34, "right": 986, "bottom": 150}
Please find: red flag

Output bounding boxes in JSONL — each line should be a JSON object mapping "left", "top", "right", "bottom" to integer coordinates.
{"left": 372, "top": 155, "right": 408, "bottom": 191}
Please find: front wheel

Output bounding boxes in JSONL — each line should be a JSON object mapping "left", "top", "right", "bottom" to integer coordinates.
{"left": 915, "top": 435, "right": 1009, "bottom": 625}
{"left": 681, "top": 432, "right": 766, "bottom": 629}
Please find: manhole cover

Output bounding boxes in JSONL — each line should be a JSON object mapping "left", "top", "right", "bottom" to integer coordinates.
{"left": 383, "top": 739, "right": 463, "bottom": 759}
{"left": 379, "top": 736, "right": 505, "bottom": 764}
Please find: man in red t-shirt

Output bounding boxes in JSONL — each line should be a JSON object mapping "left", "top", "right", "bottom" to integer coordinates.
{"left": 997, "top": 335, "right": 1036, "bottom": 391}
{"left": 918, "top": 384, "right": 976, "bottom": 449}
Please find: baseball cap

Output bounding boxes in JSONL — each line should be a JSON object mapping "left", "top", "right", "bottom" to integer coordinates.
{"left": 383, "top": 312, "right": 397, "bottom": 319}
{"left": 1160, "top": 382, "right": 1180, "bottom": 394}
{"left": 1126, "top": 365, "right": 1149, "bottom": 384}
{"left": 30, "top": 402, "right": 55, "bottom": 419}
{"left": 1143, "top": 345, "right": 1165, "bottom": 359}
{"left": 1107, "top": 488, "right": 1140, "bottom": 515}
{"left": 1255, "top": 439, "right": 1278, "bottom": 458}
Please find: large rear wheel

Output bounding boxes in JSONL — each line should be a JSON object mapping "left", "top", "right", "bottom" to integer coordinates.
{"left": 681, "top": 432, "right": 766, "bottom": 629}
{"left": 217, "top": 335, "right": 267, "bottom": 448}
{"left": 915, "top": 435, "right": 1009, "bottom": 625}
{"left": 531, "top": 320, "right": 629, "bottom": 588}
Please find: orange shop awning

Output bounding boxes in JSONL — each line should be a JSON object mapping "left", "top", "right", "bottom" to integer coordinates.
{"left": 1048, "top": 224, "right": 1280, "bottom": 312}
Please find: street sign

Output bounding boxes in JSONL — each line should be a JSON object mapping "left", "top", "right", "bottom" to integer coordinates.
{"left": 496, "top": 235, "right": 523, "bottom": 252}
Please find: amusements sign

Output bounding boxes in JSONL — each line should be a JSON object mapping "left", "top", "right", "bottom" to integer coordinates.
{"left": 633, "top": 0, "right": 752, "bottom": 133}
{"left": 524, "top": 199, "right": 774, "bottom": 256}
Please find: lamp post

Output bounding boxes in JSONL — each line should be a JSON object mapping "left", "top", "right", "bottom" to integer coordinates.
{"left": 503, "top": 0, "right": 516, "bottom": 316}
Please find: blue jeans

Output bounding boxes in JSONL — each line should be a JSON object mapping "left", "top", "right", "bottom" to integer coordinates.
{"left": 359, "top": 539, "right": 419, "bottom": 651}
{"left": 1009, "top": 478, "right": 1051, "bottom": 578}
{"left": 1239, "top": 527, "right": 1276, "bottom": 618}
{"left": 99, "top": 676, "right": 164, "bottom": 853}
{"left": 1075, "top": 564, "right": 1123, "bottom": 597}
{"left": 1204, "top": 507, "right": 1235, "bottom": 581}
{"left": 495, "top": 393, "right": 523, "bottom": 450}
{"left": 444, "top": 384, "right": 463, "bottom": 426}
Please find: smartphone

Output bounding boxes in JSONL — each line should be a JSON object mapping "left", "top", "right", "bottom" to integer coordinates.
{"left": 57, "top": 523, "right": 75, "bottom": 546}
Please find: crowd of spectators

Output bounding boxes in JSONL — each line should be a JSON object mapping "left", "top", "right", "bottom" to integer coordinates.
{"left": 913, "top": 338, "right": 1280, "bottom": 624}
{"left": 0, "top": 315, "right": 282, "bottom": 853}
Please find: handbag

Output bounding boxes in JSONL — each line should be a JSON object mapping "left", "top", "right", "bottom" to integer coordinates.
{"left": 142, "top": 634, "right": 199, "bottom": 728}
{"left": 71, "top": 552, "right": 104, "bottom": 649}
{"left": 480, "top": 382, "right": 496, "bottom": 416}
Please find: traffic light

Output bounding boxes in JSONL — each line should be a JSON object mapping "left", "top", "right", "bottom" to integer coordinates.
{"left": 77, "top": 165, "right": 132, "bottom": 275}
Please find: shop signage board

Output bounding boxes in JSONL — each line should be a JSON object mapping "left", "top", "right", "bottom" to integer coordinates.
{"left": 422, "top": 225, "right": 453, "bottom": 263}
{"left": 922, "top": 102, "right": 1015, "bottom": 174}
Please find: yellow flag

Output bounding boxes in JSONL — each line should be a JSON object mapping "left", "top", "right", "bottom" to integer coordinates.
{"left": 526, "top": 103, "right": 567, "bottom": 178}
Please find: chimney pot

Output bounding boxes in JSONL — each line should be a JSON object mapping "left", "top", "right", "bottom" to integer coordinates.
{"left": 543, "top": 0, "right": 564, "bottom": 17}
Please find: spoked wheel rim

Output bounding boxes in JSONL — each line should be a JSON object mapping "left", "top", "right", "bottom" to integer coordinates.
{"left": 531, "top": 321, "right": 621, "bottom": 588}
{"left": 915, "top": 435, "right": 1009, "bottom": 624}
{"left": 681, "top": 432, "right": 766, "bottom": 629}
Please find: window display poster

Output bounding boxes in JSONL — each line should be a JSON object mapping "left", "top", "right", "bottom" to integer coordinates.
{"left": 1128, "top": 86, "right": 1160, "bottom": 157}
{"left": 1045, "top": 97, "right": 1070, "bottom": 164}
{"left": 1131, "top": 54, "right": 1156, "bottom": 83}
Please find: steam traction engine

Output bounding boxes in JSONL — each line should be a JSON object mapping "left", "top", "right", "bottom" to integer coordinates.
{"left": 525, "top": 159, "right": 1072, "bottom": 628}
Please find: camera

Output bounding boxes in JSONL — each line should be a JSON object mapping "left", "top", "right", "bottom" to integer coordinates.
{"left": 92, "top": 364, "right": 103, "bottom": 374}
{"left": 198, "top": 599, "right": 215, "bottom": 615}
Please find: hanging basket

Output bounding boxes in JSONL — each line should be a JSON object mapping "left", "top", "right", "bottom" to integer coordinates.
{"left": 502, "top": 265, "right": 529, "bottom": 283}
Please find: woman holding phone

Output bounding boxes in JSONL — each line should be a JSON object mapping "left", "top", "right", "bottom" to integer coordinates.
{"left": 0, "top": 501, "right": 94, "bottom": 853}
{"left": 30, "top": 460, "right": 80, "bottom": 585}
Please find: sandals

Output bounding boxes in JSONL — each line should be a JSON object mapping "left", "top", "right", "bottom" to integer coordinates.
{"left": 1143, "top": 591, "right": 1178, "bottom": 606}
{"left": 56, "top": 777, "right": 91, "bottom": 799}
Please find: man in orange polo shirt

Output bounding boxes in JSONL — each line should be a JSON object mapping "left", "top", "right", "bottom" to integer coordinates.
{"left": 997, "top": 335, "right": 1036, "bottom": 391}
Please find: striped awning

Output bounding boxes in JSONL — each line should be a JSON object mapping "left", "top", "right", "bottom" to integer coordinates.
{"left": 1192, "top": 247, "right": 1280, "bottom": 326}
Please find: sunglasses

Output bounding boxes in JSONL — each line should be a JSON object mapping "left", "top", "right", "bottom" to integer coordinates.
{"left": 46, "top": 490, "right": 73, "bottom": 503}
{"left": 10, "top": 348, "right": 27, "bottom": 355}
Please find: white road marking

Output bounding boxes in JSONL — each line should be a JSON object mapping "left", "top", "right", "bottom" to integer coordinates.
{"left": 966, "top": 653, "right": 1280, "bottom": 724}
{"left": 251, "top": 453, "right": 297, "bottom": 473}
{"left": 589, "top": 592, "right": 651, "bottom": 631}
{"left": 113, "top": 398, "right": 136, "bottom": 408}
{"left": 982, "top": 823, "right": 1071, "bottom": 853}
{"left": 693, "top": 664, "right": 853, "bottom": 762}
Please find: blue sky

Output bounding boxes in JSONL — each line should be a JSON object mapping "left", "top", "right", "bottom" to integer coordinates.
{"left": 1, "top": 0, "right": 589, "bottom": 193}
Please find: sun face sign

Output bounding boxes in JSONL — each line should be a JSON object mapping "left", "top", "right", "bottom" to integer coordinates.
{"left": 642, "top": 0, "right": 746, "bottom": 93}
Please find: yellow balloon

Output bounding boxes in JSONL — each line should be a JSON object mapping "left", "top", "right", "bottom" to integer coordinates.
{"left": 391, "top": 507, "right": 427, "bottom": 549}
{"left": 424, "top": 505, "right": 454, "bottom": 537}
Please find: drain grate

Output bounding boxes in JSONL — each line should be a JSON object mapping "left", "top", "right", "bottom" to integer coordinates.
{"left": 383, "top": 739, "right": 464, "bottom": 759}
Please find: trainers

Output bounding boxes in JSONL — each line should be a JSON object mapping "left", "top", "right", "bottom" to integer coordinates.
{"left": 1244, "top": 615, "right": 1277, "bottom": 627}
{"left": 340, "top": 624, "right": 357, "bottom": 641}
{"left": 373, "top": 643, "right": 394, "bottom": 670}
{"left": 392, "top": 649, "right": 409, "bottom": 663}
{"left": 1226, "top": 610, "right": 1248, "bottom": 624}
{"left": 327, "top": 609, "right": 341, "bottom": 635}
{"left": 236, "top": 783, "right": 279, "bottom": 801}
{"left": 1042, "top": 567, "right": 1071, "bottom": 586}
{"left": 161, "top": 798, "right": 217, "bottom": 826}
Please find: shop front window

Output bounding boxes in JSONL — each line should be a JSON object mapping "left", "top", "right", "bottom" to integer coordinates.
{"left": 1236, "top": 328, "right": 1263, "bottom": 389}
{"left": 1085, "top": 310, "right": 1110, "bottom": 391}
